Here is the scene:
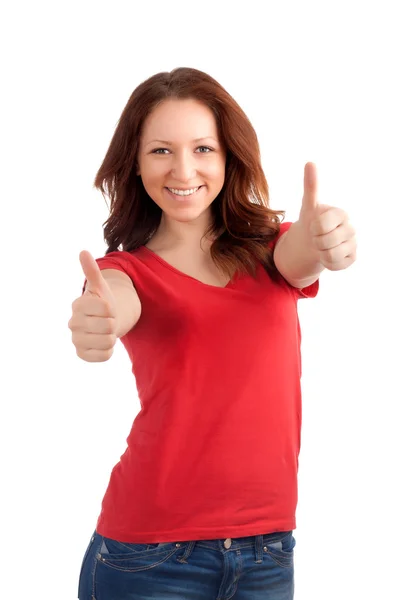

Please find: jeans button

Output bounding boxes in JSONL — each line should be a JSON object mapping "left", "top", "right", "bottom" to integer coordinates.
{"left": 224, "top": 538, "right": 232, "bottom": 549}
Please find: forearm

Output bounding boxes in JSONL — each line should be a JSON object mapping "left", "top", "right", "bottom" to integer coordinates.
{"left": 277, "top": 220, "right": 325, "bottom": 285}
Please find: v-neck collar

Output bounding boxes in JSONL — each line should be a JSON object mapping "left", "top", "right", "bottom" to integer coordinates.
{"left": 140, "top": 246, "right": 236, "bottom": 289}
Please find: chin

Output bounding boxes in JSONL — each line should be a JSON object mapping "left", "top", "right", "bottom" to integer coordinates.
{"left": 168, "top": 211, "right": 202, "bottom": 222}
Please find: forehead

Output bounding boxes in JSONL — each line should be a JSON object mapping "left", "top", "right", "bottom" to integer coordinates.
{"left": 141, "top": 99, "right": 218, "bottom": 141}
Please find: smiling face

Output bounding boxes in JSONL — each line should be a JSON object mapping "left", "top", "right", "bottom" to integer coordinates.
{"left": 137, "top": 98, "right": 226, "bottom": 237}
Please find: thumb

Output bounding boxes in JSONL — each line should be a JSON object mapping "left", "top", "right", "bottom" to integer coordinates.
{"left": 80, "top": 250, "right": 114, "bottom": 303}
{"left": 301, "top": 162, "right": 319, "bottom": 214}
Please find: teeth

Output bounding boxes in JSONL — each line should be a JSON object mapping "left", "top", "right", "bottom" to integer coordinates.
{"left": 167, "top": 186, "right": 200, "bottom": 196}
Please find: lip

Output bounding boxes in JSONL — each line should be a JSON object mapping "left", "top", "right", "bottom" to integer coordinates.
{"left": 165, "top": 185, "right": 204, "bottom": 201}
{"left": 165, "top": 185, "right": 203, "bottom": 191}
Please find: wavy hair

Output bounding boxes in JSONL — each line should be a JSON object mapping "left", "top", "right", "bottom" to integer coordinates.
{"left": 94, "top": 67, "right": 286, "bottom": 282}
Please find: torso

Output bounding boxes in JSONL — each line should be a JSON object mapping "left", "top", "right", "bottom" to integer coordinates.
{"left": 144, "top": 240, "right": 232, "bottom": 288}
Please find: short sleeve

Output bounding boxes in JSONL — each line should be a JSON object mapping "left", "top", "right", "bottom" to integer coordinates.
{"left": 267, "top": 221, "right": 293, "bottom": 251}
{"left": 81, "top": 251, "right": 133, "bottom": 295}
{"left": 292, "top": 278, "right": 319, "bottom": 299}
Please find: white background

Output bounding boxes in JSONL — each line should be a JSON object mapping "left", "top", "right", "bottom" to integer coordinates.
{"left": 1, "top": 1, "right": 399, "bottom": 598}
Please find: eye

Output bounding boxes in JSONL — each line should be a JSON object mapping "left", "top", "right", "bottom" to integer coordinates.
{"left": 151, "top": 146, "right": 213, "bottom": 155}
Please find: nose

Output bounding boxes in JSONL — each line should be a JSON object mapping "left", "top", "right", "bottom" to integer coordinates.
{"left": 171, "top": 150, "right": 197, "bottom": 181}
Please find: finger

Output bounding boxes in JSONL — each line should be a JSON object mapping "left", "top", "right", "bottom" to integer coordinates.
{"left": 80, "top": 250, "right": 109, "bottom": 296}
{"left": 301, "top": 162, "right": 319, "bottom": 213}
{"left": 310, "top": 208, "right": 347, "bottom": 236}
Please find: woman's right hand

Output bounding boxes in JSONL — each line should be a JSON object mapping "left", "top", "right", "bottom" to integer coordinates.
{"left": 68, "top": 251, "right": 119, "bottom": 362}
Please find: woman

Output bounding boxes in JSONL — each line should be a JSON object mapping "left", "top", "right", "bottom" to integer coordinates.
{"left": 69, "top": 67, "right": 356, "bottom": 599}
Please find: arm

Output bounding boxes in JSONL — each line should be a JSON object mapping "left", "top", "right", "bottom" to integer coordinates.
{"left": 273, "top": 221, "right": 325, "bottom": 288}
{"left": 83, "top": 269, "right": 142, "bottom": 338}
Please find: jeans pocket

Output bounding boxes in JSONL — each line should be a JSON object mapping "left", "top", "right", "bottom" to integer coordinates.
{"left": 101, "top": 536, "right": 161, "bottom": 555}
{"left": 97, "top": 536, "right": 181, "bottom": 573}
{"left": 265, "top": 531, "right": 296, "bottom": 569}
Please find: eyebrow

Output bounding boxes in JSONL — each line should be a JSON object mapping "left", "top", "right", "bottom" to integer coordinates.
{"left": 145, "top": 137, "right": 218, "bottom": 147}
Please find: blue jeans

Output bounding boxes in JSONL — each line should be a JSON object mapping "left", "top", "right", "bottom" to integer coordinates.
{"left": 78, "top": 529, "right": 296, "bottom": 599}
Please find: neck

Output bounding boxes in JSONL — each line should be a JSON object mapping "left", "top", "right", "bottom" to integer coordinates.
{"left": 152, "top": 211, "right": 215, "bottom": 252}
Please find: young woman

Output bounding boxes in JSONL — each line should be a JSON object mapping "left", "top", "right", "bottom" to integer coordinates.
{"left": 69, "top": 67, "right": 356, "bottom": 600}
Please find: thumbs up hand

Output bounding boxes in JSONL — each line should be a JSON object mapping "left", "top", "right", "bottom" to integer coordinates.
{"left": 298, "top": 162, "right": 357, "bottom": 271}
{"left": 68, "top": 251, "right": 119, "bottom": 362}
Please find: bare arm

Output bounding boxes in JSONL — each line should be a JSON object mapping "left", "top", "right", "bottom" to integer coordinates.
{"left": 273, "top": 223, "right": 325, "bottom": 288}
{"left": 83, "top": 269, "right": 142, "bottom": 338}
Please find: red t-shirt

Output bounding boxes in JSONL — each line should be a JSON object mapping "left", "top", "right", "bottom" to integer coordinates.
{"left": 82, "top": 221, "right": 319, "bottom": 543}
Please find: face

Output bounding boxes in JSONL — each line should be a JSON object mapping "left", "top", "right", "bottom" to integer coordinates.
{"left": 137, "top": 98, "right": 226, "bottom": 230}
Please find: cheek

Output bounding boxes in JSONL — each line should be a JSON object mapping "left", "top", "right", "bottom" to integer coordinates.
{"left": 206, "top": 161, "right": 226, "bottom": 180}
{"left": 140, "top": 158, "right": 166, "bottom": 178}
{"left": 142, "top": 174, "right": 166, "bottom": 195}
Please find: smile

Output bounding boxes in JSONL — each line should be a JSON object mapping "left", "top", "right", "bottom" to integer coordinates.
{"left": 165, "top": 186, "right": 204, "bottom": 199}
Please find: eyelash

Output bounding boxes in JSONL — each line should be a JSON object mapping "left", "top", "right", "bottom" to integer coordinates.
{"left": 151, "top": 146, "right": 213, "bottom": 155}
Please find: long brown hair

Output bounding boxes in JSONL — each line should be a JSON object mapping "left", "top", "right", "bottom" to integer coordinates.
{"left": 94, "top": 67, "right": 286, "bottom": 282}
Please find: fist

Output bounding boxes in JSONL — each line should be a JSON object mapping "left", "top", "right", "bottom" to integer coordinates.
{"left": 68, "top": 251, "right": 118, "bottom": 362}
{"left": 298, "top": 162, "right": 357, "bottom": 271}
